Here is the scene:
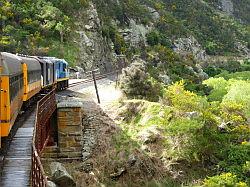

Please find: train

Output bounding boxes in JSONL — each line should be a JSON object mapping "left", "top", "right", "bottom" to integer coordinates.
{"left": 0, "top": 52, "right": 69, "bottom": 142}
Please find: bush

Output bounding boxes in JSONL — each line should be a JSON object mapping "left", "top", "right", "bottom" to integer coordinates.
{"left": 165, "top": 81, "right": 207, "bottom": 112}
{"left": 215, "top": 71, "right": 250, "bottom": 81}
{"left": 203, "top": 77, "right": 229, "bottom": 102}
{"left": 222, "top": 80, "right": 250, "bottom": 117}
{"left": 220, "top": 61, "right": 242, "bottom": 73}
{"left": 146, "top": 31, "right": 172, "bottom": 47}
{"left": 203, "top": 173, "right": 248, "bottom": 187}
{"left": 146, "top": 31, "right": 160, "bottom": 46}
{"left": 119, "top": 61, "right": 162, "bottom": 101}
{"left": 218, "top": 144, "right": 250, "bottom": 181}
{"left": 203, "top": 66, "right": 222, "bottom": 77}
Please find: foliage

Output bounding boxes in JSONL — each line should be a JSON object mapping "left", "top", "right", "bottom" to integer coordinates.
{"left": 203, "top": 77, "right": 229, "bottom": 101}
{"left": 218, "top": 144, "right": 250, "bottom": 181}
{"left": 47, "top": 40, "right": 79, "bottom": 66}
{"left": 205, "top": 41, "right": 220, "bottom": 55}
{"left": 94, "top": 0, "right": 250, "bottom": 57}
{"left": 222, "top": 80, "right": 250, "bottom": 117}
{"left": 165, "top": 81, "right": 206, "bottom": 112}
{"left": 0, "top": 0, "right": 85, "bottom": 63}
{"left": 204, "top": 76, "right": 250, "bottom": 118}
{"left": 152, "top": 0, "right": 250, "bottom": 55}
{"left": 203, "top": 173, "right": 248, "bottom": 187}
{"left": 119, "top": 61, "right": 163, "bottom": 101}
{"left": 215, "top": 71, "right": 250, "bottom": 81}
{"left": 146, "top": 30, "right": 171, "bottom": 47}
{"left": 203, "top": 66, "right": 222, "bottom": 77}
{"left": 118, "top": 77, "right": 250, "bottom": 185}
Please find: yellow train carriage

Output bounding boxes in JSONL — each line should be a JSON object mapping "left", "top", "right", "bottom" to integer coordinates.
{"left": 19, "top": 56, "right": 42, "bottom": 101}
{"left": 0, "top": 52, "right": 24, "bottom": 138}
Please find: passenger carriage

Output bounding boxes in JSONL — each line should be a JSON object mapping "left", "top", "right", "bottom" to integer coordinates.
{"left": 0, "top": 52, "right": 69, "bottom": 144}
{"left": 0, "top": 53, "right": 24, "bottom": 137}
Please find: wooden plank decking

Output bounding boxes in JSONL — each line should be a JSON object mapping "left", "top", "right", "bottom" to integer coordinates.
{"left": 0, "top": 112, "right": 35, "bottom": 187}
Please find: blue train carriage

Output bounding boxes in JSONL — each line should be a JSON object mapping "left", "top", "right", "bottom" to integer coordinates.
{"left": 52, "top": 58, "right": 69, "bottom": 90}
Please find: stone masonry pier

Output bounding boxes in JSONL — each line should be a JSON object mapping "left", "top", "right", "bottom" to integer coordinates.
{"left": 57, "top": 101, "right": 84, "bottom": 158}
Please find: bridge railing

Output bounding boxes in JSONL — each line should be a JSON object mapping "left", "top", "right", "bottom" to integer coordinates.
{"left": 32, "top": 89, "right": 56, "bottom": 187}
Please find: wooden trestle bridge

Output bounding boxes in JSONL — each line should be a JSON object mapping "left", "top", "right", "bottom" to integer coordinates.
{"left": 0, "top": 89, "right": 56, "bottom": 187}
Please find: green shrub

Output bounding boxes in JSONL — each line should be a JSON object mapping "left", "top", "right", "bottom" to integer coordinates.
{"left": 119, "top": 61, "right": 163, "bottom": 101}
{"left": 203, "top": 66, "right": 223, "bottom": 77}
{"left": 222, "top": 80, "right": 250, "bottom": 117}
{"left": 215, "top": 71, "right": 250, "bottom": 81}
{"left": 223, "top": 61, "right": 242, "bottom": 73}
{"left": 205, "top": 41, "right": 220, "bottom": 55}
{"left": 203, "top": 173, "right": 248, "bottom": 187}
{"left": 203, "top": 77, "right": 229, "bottom": 102}
{"left": 146, "top": 31, "right": 172, "bottom": 47}
{"left": 165, "top": 81, "right": 207, "bottom": 112}
{"left": 218, "top": 144, "right": 250, "bottom": 181}
{"left": 146, "top": 30, "right": 160, "bottom": 46}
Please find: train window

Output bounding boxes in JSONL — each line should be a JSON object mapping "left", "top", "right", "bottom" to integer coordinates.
{"left": 9, "top": 74, "right": 23, "bottom": 103}
{"left": 63, "top": 63, "right": 67, "bottom": 71}
{"left": 28, "top": 70, "right": 41, "bottom": 84}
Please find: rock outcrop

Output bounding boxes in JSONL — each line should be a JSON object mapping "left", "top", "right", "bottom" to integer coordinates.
{"left": 50, "top": 162, "right": 76, "bottom": 187}
{"left": 220, "top": 0, "right": 234, "bottom": 15}
{"left": 174, "top": 36, "right": 208, "bottom": 62}
{"left": 119, "top": 19, "right": 151, "bottom": 47}
{"left": 138, "top": 125, "right": 162, "bottom": 144}
{"left": 76, "top": 3, "right": 114, "bottom": 73}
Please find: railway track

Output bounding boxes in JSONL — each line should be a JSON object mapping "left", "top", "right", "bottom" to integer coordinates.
{"left": 0, "top": 70, "right": 119, "bottom": 186}
{"left": 0, "top": 97, "right": 40, "bottom": 158}
{"left": 68, "top": 74, "right": 108, "bottom": 88}
{"left": 0, "top": 91, "right": 53, "bottom": 187}
{"left": 68, "top": 71, "right": 119, "bottom": 88}
{"left": 0, "top": 105, "right": 37, "bottom": 186}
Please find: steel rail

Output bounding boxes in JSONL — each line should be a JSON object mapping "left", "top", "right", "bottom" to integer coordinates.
{"left": 68, "top": 70, "right": 119, "bottom": 88}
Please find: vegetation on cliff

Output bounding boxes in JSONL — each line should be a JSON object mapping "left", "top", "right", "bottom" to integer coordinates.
{"left": 0, "top": 0, "right": 88, "bottom": 64}
{"left": 118, "top": 73, "right": 250, "bottom": 186}
{"left": 1, "top": 0, "right": 250, "bottom": 186}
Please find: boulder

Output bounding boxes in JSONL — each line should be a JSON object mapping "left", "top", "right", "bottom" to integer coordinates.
{"left": 147, "top": 6, "right": 160, "bottom": 21}
{"left": 218, "top": 122, "right": 231, "bottom": 133}
{"left": 235, "top": 42, "right": 250, "bottom": 57}
{"left": 138, "top": 125, "right": 162, "bottom": 144}
{"left": 195, "top": 64, "right": 209, "bottom": 80}
{"left": 127, "top": 154, "right": 137, "bottom": 166}
{"left": 184, "top": 111, "right": 200, "bottom": 119}
{"left": 220, "top": 0, "right": 234, "bottom": 15}
{"left": 159, "top": 74, "right": 172, "bottom": 85}
{"left": 47, "top": 181, "right": 58, "bottom": 187}
{"left": 50, "top": 162, "right": 76, "bottom": 187}
{"left": 119, "top": 19, "right": 151, "bottom": 47}
{"left": 140, "top": 144, "right": 150, "bottom": 152}
{"left": 110, "top": 167, "right": 126, "bottom": 180}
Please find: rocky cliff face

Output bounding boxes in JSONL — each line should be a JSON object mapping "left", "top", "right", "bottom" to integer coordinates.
{"left": 173, "top": 36, "right": 208, "bottom": 62}
{"left": 73, "top": 0, "right": 249, "bottom": 71}
{"left": 75, "top": 3, "right": 115, "bottom": 73}
{"left": 206, "top": 0, "right": 250, "bottom": 24}
{"left": 220, "top": 0, "right": 234, "bottom": 15}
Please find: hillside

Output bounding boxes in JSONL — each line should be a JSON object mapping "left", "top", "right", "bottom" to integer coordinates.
{"left": 1, "top": 1, "right": 250, "bottom": 186}
{"left": 1, "top": 0, "right": 249, "bottom": 67}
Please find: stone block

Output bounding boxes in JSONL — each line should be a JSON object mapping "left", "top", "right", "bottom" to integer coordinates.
{"left": 68, "top": 140, "right": 82, "bottom": 148}
{"left": 58, "top": 141, "right": 67, "bottom": 148}
{"left": 58, "top": 152, "right": 82, "bottom": 158}
{"left": 57, "top": 101, "right": 83, "bottom": 109}
{"left": 59, "top": 125, "right": 83, "bottom": 133}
